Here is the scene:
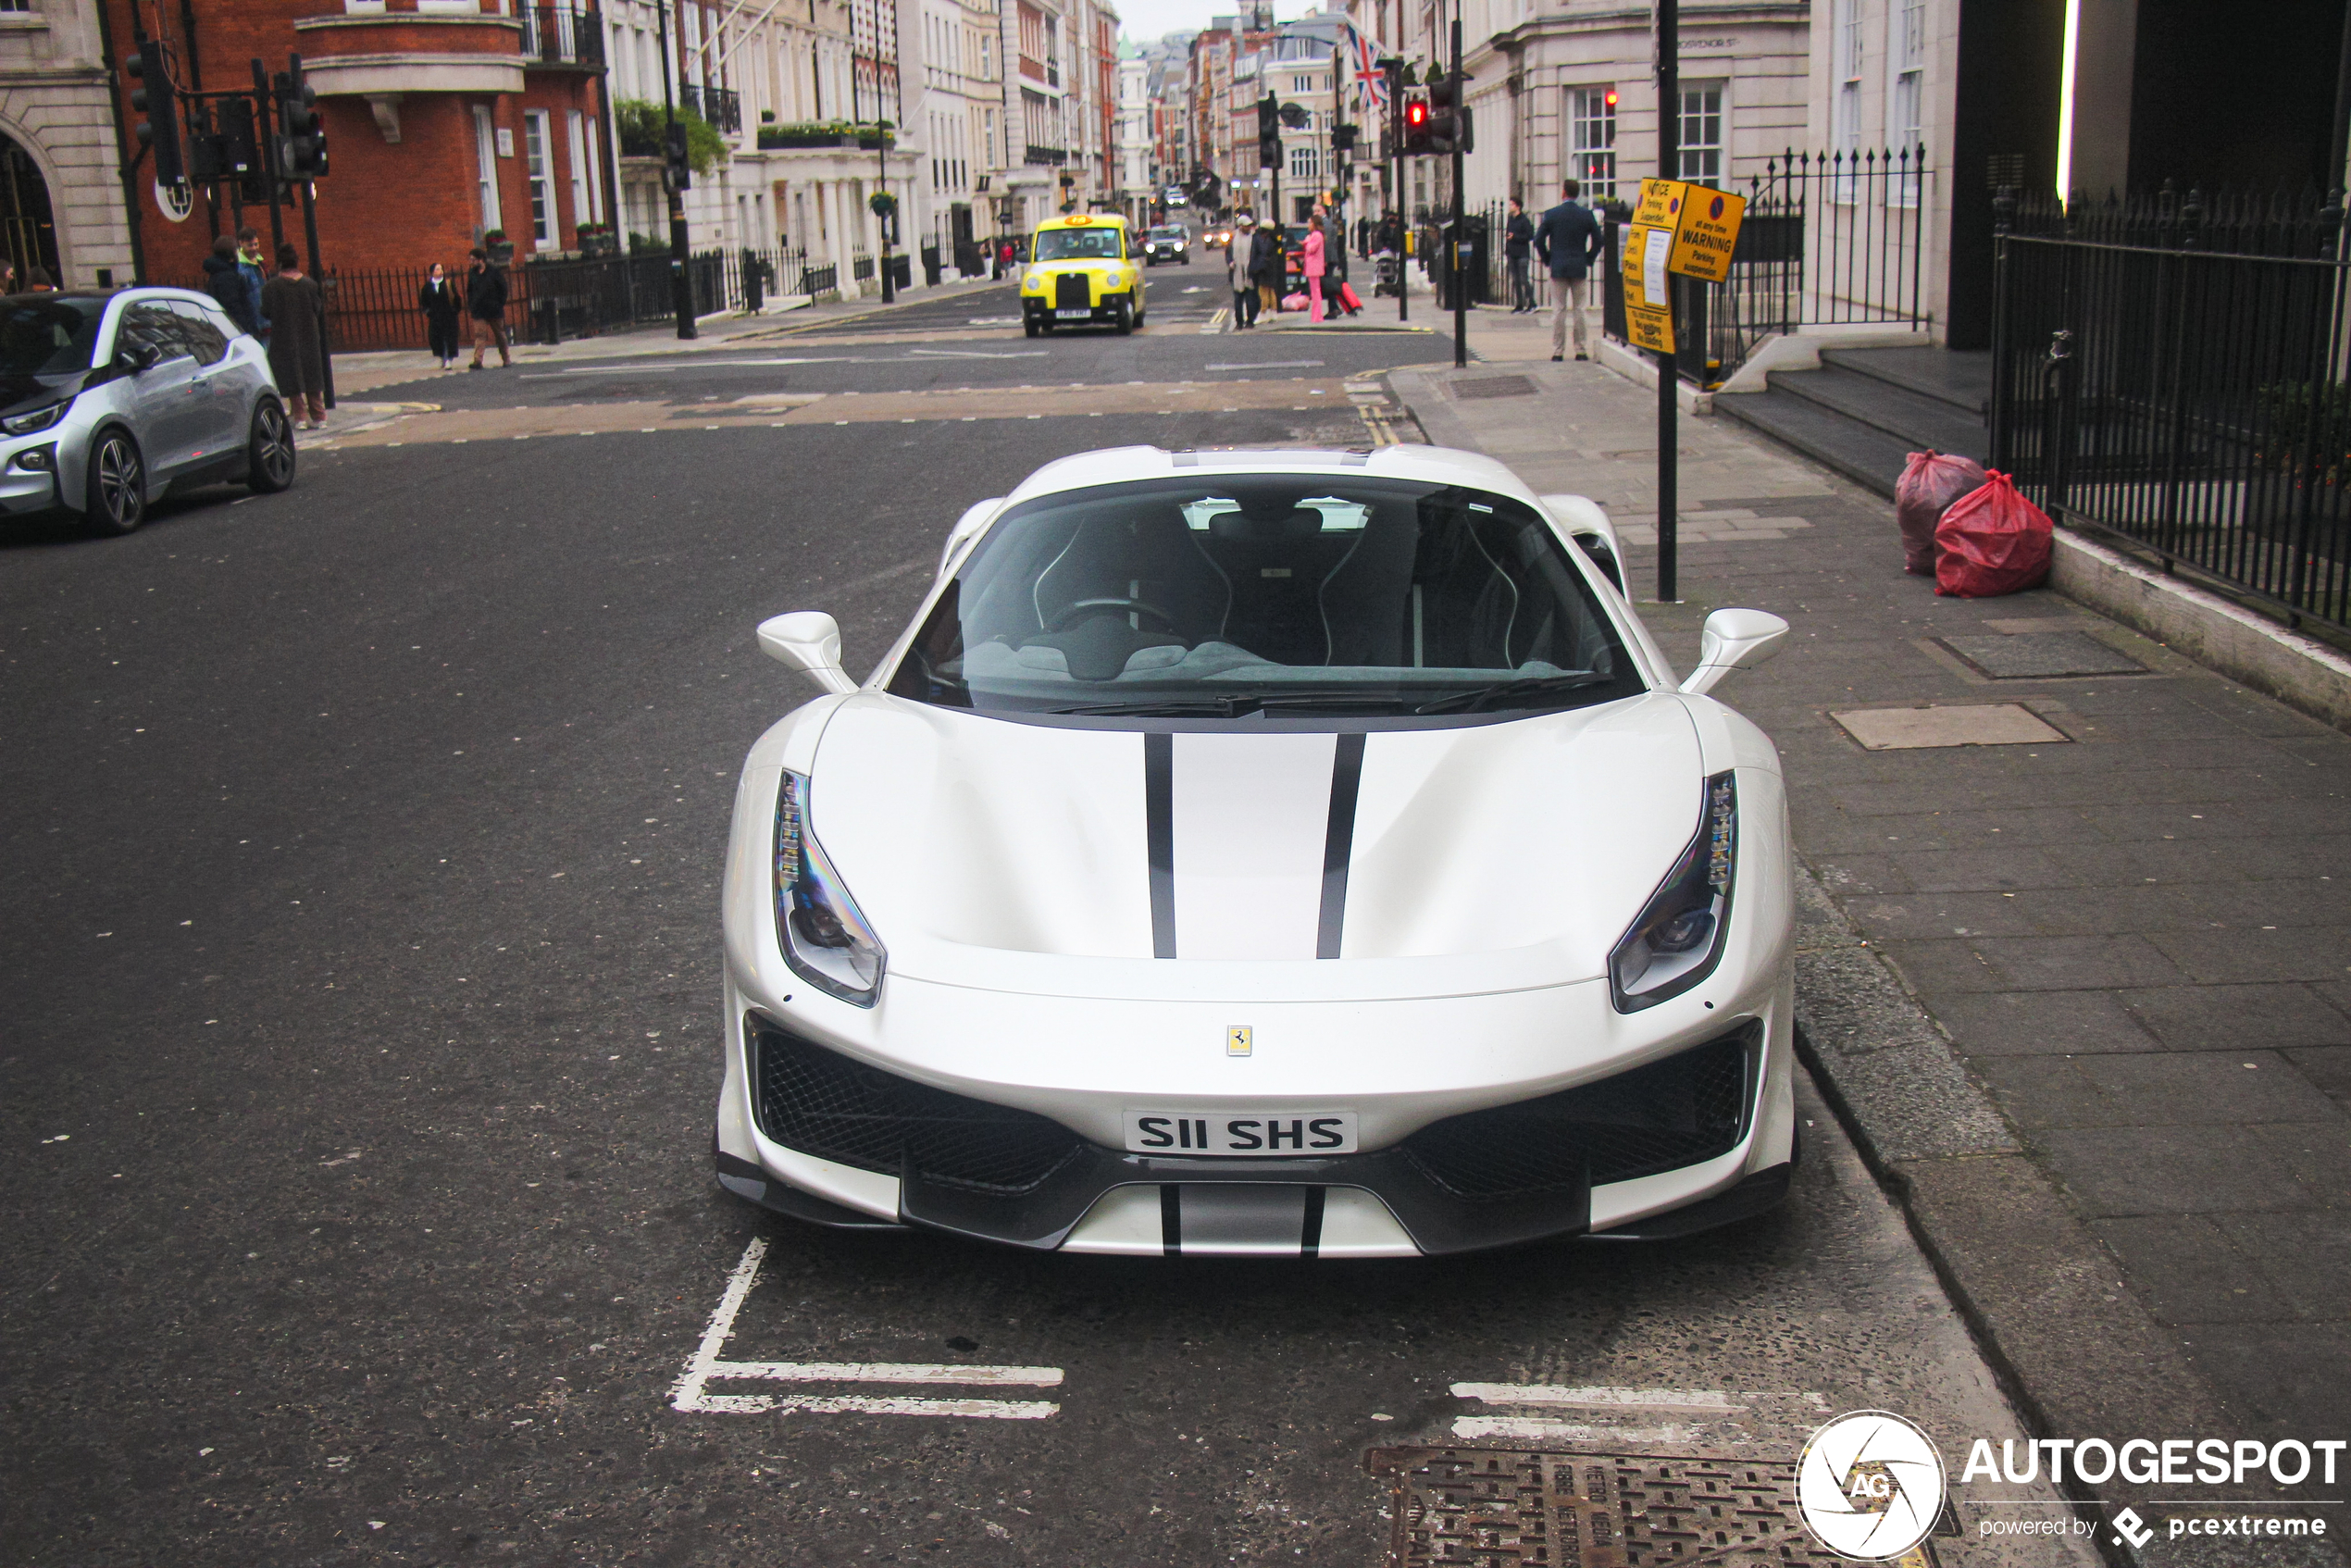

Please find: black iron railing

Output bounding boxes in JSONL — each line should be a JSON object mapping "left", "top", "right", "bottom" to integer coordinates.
{"left": 1026, "top": 144, "right": 1068, "bottom": 167}
{"left": 1989, "top": 199, "right": 2351, "bottom": 630}
{"left": 682, "top": 85, "right": 741, "bottom": 135}
{"left": 517, "top": 4, "right": 603, "bottom": 67}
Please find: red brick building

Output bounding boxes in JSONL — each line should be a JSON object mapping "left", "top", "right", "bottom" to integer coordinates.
{"left": 104, "top": 0, "right": 616, "bottom": 281}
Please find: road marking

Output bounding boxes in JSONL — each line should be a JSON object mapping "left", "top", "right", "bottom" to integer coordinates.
{"left": 1204, "top": 360, "right": 1325, "bottom": 370}
{"left": 670, "top": 1237, "right": 1062, "bottom": 1421}
{"left": 1451, "top": 1384, "right": 1744, "bottom": 1411}
{"left": 1447, "top": 1384, "right": 1828, "bottom": 1442}
{"left": 1453, "top": 1419, "right": 1706, "bottom": 1444}
{"left": 905, "top": 348, "right": 1049, "bottom": 359}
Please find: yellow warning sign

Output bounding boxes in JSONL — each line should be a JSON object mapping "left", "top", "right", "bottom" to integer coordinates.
{"left": 1632, "top": 178, "right": 1687, "bottom": 230}
{"left": 1668, "top": 184, "right": 1747, "bottom": 283}
{"left": 1621, "top": 224, "right": 1676, "bottom": 355}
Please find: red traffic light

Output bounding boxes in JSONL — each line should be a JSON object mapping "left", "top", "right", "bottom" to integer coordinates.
{"left": 1405, "top": 98, "right": 1428, "bottom": 129}
{"left": 1604, "top": 90, "right": 1618, "bottom": 107}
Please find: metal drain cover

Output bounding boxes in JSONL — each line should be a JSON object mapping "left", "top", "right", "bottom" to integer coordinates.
{"left": 1939, "top": 631, "right": 2146, "bottom": 678}
{"left": 1449, "top": 375, "right": 1537, "bottom": 400}
{"left": 1367, "top": 1447, "right": 1860, "bottom": 1567}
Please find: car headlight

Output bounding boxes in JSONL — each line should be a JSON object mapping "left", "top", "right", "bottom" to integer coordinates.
{"left": 1609, "top": 771, "right": 1736, "bottom": 1012}
{"left": 4, "top": 399, "right": 70, "bottom": 435}
{"left": 774, "top": 770, "right": 886, "bottom": 1006}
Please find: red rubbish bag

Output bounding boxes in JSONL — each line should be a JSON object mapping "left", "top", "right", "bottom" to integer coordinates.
{"left": 1934, "top": 470, "right": 2053, "bottom": 598}
{"left": 1896, "top": 449, "right": 1987, "bottom": 575}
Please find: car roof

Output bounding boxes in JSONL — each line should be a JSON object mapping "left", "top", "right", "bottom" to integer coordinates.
{"left": 998, "top": 444, "right": 1546, "bottom": 511}
{"left": 1035, "top": 214, "right": 1128, "bottom": 231}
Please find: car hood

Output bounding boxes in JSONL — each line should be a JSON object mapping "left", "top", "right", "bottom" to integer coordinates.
{"left": 0, "top": 371, "right": 92, "bottom": 419}
{"left": 803, "top": 692, "right": 1705, "bottom": 998}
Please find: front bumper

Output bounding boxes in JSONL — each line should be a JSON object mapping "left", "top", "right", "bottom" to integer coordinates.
{"left": 715, "top": 970, "right": 1797, "bottom": 1256}
{"left": 0, "top": 436, "right": 64, "bottom": 513}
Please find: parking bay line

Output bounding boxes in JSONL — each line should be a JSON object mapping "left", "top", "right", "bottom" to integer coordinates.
{"left": 1447, "top": 1383, "right": 1828, "bottom": 1444}
{"left": 670, "top": 1237, "right": 1063, "bottom": 1420}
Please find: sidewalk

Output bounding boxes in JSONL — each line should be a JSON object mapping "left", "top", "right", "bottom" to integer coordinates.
{"left": 1388, "top": 355, "right": 2351, "bottom": 1562}
{"left": 323, "top": 273, "right": 1008, "bottom": 397}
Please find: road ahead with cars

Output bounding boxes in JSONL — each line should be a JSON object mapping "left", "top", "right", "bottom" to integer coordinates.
{"left": 0, "top": 286, "right": 2083, "bottom": 1566}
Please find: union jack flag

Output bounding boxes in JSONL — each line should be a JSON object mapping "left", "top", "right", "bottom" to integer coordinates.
{"left": 1349, "top": 26, "right": 1389, "bottom": 109}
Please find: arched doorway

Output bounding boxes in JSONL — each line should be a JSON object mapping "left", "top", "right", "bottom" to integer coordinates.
{"left": 0, "top": 132, "right": 60, "bottom": 287}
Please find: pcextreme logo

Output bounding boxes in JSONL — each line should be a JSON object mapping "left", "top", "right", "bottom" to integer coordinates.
{"left": 1796, "top": 1411, "right": 1947, "bottom": 1561}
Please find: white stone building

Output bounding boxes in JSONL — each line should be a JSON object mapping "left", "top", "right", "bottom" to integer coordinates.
{"left": 0, "top": 0, "right": 133, "bottom": 288}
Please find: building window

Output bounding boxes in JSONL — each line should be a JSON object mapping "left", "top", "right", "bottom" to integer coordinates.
{"left": 1890, "top": 0, "right": 1925, "bottom": 205}
{"left": 581, "top": 114, "right": 603, "bottom": 223}
{"left": 1568, "top": 87, "right": 1615, "bottom": 201}
{"left": 1288, "top": 141, "right": 1317, "bottom": 181}
{"left": 566, "top": 110, "right": 591, "bottom": 230}
{"left": 524, "top": 110, "right": 554, "bottom": 245}
{"left": 1676, "top": 81, "right": 1723, "bottom": 183}
{"left": 472, "top": 105, "right": 502, "bottom": 234}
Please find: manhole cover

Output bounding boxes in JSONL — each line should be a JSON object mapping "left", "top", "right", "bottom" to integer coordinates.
{"left": 1450, "top": 375, "right": 1537, "bottom": 400}
{"left": 1830, "top": 703, "right": 2069, "bottom": 750}
{"left": 1938, "top": 631, "right": 2146, "bottom": 678}
{"left": 1367, "top": 1448, "right": 1860, "bottom": 1567}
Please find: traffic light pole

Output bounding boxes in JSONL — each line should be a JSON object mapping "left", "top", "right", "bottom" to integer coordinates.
{"left": 656, "top": 0, "right": 696, "bottom": 340}
{"left": 1449, "top": 16, "right": 1465, "bottom": 369}
{"left": 1656, "top": 0, "right": 1678, "bottom": 603}
{"left": 251, "top": 59, "right": 286, "bottom": 265}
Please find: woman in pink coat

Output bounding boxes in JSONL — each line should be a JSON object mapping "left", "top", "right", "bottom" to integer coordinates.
{"left": 1303, "top": 213, "right": 1327, "bottom": 323}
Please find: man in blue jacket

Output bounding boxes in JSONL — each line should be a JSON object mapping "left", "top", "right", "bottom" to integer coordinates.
{"left": 1533, "top": 178, "right": 1602, "bottom": 362}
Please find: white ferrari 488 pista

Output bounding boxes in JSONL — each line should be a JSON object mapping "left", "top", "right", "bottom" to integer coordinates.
{"left": 714, "top": 444, "right": 1796, "bottom": 1257}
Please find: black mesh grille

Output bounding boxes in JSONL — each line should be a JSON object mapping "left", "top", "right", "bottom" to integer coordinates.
{"left": 751, "top": 1020, "right": 1087, "bottom": 1196}
{"left": 1399, "top": 1032, "right": 1753, "bottom": 1201}
{"left": 1054, "top": 274, "right": 1091, "bottom": 310}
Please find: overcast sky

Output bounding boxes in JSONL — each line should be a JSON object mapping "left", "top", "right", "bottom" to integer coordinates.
{"left": 1118, "top": 0, "right": 1337, "bottom": 52}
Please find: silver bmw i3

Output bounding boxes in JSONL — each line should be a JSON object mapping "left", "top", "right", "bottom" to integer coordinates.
{"left": 0, "top": 286, "right": 295, "bottom": 537}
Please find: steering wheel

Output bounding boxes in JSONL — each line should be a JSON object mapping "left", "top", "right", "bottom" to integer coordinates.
{"left": 1046, "top": 596, "right": 1184, "bottom": 634}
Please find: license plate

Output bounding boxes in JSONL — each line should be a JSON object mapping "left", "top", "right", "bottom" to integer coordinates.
{"left": 1123, "top": 1111, "right": 1357, "bottom": 1156}
{"left": 1055, "top": 308, "right": 1092, "bottom": 319}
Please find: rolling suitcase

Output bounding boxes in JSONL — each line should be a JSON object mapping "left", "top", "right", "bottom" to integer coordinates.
{"left": 1337, "top": 281, "right": 1363, "bottom": 315}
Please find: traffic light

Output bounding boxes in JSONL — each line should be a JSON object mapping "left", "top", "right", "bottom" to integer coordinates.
{"left": 665, "top": 119, "right": 691, "bottom": 192}
{"left": 1426, "top": 70, "right": 1474, "bottom": 156}
{"left": 127, "top": 40, "right": 185, "bottom": 185}
{"left": 1256, "top": 93, "right": 1279, "bottom": 170}
{"left": 1401, "top": 93, "right": 1431, "bottom": 156}
{"left": 277, "top": 55, "right": 327, "bottom": 180}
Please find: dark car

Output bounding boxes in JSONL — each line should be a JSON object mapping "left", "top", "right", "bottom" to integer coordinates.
{"left": 1142, "top": 225, "right": 1190, "bottom": 266}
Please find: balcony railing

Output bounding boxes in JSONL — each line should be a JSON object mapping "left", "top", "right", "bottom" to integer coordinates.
{"left": 517, "top": 4, "right": 603, "bottom": 68}
{"left": 1025, "top": 144, "right": 1067, "bottom": 167}
{"left": 682, "top": 84, "right": 742, "bottom": 135}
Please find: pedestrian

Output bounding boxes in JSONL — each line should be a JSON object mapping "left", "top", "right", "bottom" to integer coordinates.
{"left": 1303, "top": 212, "right": 1327, "bottom": 325}
{"left": 1000, "top": 237, "right": 1016, "bottom": 276}
{"left": 2, "top": 262, "right": 15, "bottom": 294}
{"left": 465, "top": 245, "right": 510, "bottom": 369}
{"left": 1226, "top": 212, "right": 1259, "bottom": 329}
{"left": 261, "top": 243, "right": 328, "bottom": 429}
{"left": 203, "top": 234, "right": 260, "bottom": 336}
{"left": 1248, "top": 215, "right": 1283, "bottom": 321}
{"left": 1534, "top": 177, "right": 1603, "bottom": 362}
{"left": 23, "top": 265, "right": 51, "bottom": 291}
{"left": 1505, "top": 196, "right": 1536, "bottom": 313}
{"left": 418, "top": 262, "right": 463, "bottom": 370}
{"left": 236, "top": 227, "right": 270, "bottom": 340}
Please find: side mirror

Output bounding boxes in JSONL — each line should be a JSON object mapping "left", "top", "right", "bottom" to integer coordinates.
{"left": 115, "top": 340, "right": 156, "bottom": 373}
{"left": 1679, "top": 608, "right": 1789, "bottom": 697}
{"left": 757, "top": 611, "right": 858, "bottom": 694}
{"left": 940, "top": 497, "right": 1003, "bottom": 577}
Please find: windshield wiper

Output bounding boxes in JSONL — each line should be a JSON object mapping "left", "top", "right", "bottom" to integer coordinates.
{"left": 1047, "top": 690, "right": 1405, "bottom": 717}
{"left": 1412, "top": 671, "right": 1617, "bottom": 716}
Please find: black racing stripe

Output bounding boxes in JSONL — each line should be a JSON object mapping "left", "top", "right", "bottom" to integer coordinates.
{"left": 1316, "top": 733, "right": 1367, "bottom": 960}
{"left": 1300, "top": 1187, "right": 1326, "bottom": 1258}
{"left": 1145, "top": 732, "right": 1176, "bottom": 958}
{"left": 1161, "top": 1184, "right": 1182, "bottom": 1256}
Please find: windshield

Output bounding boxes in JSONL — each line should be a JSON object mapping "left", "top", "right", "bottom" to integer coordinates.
{"left": 1033, "top": 228, "right": 1124, "bottom": 261}
{"left": 0, "top": 296, "right": 105, "bottom": 376}
{"left": 888, "top": 474, "right": 1644, "bottom": 719}
{"left": 1150, "top": 227, "right": 1184, "bottom": 241}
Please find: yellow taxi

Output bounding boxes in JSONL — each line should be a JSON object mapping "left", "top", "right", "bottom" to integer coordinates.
{"left": 1019, "top": 213, "right": 1145, "bottom": 337}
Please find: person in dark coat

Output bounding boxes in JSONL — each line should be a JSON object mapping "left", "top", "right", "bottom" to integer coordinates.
{"left": 1247, "top": 218, "right": 1284, "bottom": 319}
{"left": 1225, "top": 212, "right": 1260, "bottom": 329}
{"left": 465, "top": 247, "right": 510, "bottom": 369}
{"left": 1505, "top": 196, "right": 1536, "bottom": 313}
{"left": 260, "top": 243, "right": 327, "bottom": 428}
{"left": 202, "top": 234, "right": 259, "bottom": 336}
{"left": 418, "top": 262, "right": 463, "bottom": 371}
{"left": 1533, "top": 177, "right": 1603, "bottom": 361}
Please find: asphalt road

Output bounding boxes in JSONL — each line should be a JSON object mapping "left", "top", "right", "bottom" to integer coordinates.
{"left": 0, "top": 306, "right": 2082, "bottom": 1567}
